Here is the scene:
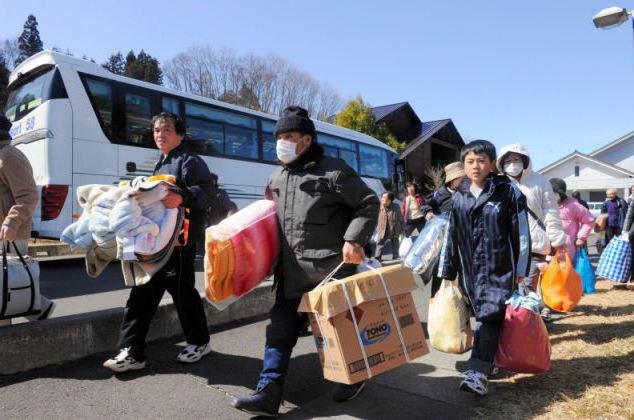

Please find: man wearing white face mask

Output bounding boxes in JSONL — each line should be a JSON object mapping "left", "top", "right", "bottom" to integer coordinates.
{"left": 232, "top": 106, "right": 379, "bottom": 417}
{"left": 497, "top": 144, "right": 567, "bottom": 297}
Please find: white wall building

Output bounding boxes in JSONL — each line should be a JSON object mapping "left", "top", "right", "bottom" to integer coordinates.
{"left": 538, "top": 131, "right": 634, "bottom": 203}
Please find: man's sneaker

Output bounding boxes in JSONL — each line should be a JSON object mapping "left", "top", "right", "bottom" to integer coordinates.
{"left": 459, "top": 370, "right": 488, "bottom": 396}
{"left": 231, "top": 382, "right": 283, "bottom": 418}
{"left": 176, "top": 342, "right": 212, "bottom": 363}
{"left": 332, "top": 381, "right": 367, "bottom": 402}
{"left": 103, "top": 348, "right": 146, "bottom": 373}
{"left": 36, "top": 300, "right": 56, "bottom": 320}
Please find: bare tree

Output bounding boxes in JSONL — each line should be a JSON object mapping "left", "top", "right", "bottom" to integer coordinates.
{"left": 421, "top": 165, "right": 445, "bottom": 193}
{"left": 162, "top": 45, "right": 344, "bottom": 118}
{"left": 0, "top": 39, "right": 19, "bottom": 70}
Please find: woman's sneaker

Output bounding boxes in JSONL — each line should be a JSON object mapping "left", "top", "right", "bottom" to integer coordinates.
{"left": 541, "top": 308, "right": 552, "bottom": 323}
{"left": 459, "top": 370, "right": 488, "bottom": 396}
{"left": 177, "top": 342, "right": 212, "bottom": 363}
{"left": 103, "top": 348, "right": 146, "bottom": 373}
{"left": 36, "top": 300, "right": 56, "bottom": 320}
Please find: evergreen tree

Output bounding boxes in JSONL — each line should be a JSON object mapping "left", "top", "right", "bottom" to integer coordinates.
{"left": 124, "top": 50, "right": 162, "bottom": 84}
{"left": 102, "top": 51, "right": 125, "bottom": 75}
{"left": 16, "top": 15, "right": 43, "bottom": 65}
{"left": 0, "top": 53, "right": 10, "bottom": 109}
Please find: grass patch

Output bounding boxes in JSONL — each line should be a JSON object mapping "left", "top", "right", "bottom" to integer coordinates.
{"left": 474, "top": 279, "right": 634, "bottom": 419}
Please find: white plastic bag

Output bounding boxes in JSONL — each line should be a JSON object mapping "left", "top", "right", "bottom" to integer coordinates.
{"left": 399, "top": 237, "right": 413, "bottom": 258}
{"left": 403, "top": 215, "right": 449, "bottom": 280}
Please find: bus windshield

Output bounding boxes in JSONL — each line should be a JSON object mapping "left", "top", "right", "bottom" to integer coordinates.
{"left": 4, "top": 68, "right": 54, "bottom": 122}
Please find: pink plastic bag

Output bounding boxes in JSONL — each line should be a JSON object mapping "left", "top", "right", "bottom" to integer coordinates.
{"left": 494, "top": 293, "right": 551, "bottom": 374}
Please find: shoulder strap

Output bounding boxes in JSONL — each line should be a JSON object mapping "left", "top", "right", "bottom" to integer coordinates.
{"left": 526, "top": 207, "right": 546, "bottom": 231}
{"left": 1, "top": 242, "right": 8, "bottom": 317}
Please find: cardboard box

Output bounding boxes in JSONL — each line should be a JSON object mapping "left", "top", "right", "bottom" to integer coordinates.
{"left": 298, "top": 264, "right": 429, "bottom": 384}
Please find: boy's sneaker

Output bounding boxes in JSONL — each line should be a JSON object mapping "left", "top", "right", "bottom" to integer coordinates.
{"left": 459, "top": 370, "right": 488, "bottom": 396}
{"left": 103, "top": 348, "right": 146, "bottom": 373}
{"left": 177, "top": 342, "right": 212, "bottom": 363}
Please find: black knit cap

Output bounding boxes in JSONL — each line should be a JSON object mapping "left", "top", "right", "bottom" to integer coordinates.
{"left": 549, "top": 178, "right": 567, "bottom": 195}
{"left": 274, "top": 106, "right": 316, "bottom": 139}
{"left": 0, "top": 112, "right": 11, "bottom": 140}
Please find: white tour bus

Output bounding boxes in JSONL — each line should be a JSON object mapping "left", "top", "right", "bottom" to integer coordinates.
{"left": 5, "top": 50, "right": 396, "bottom": 238}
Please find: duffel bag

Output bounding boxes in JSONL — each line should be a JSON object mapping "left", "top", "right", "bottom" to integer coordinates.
{"left": 0, "top": 242, "right": 41, "bottom": 320}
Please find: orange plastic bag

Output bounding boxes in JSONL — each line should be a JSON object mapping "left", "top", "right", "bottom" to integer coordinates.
{"left": 540, "top": 254, "right": 582, "bottom": 312}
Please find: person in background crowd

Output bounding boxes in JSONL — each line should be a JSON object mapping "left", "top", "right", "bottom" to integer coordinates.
{"left": 425, "top": 162, "right": 466, "bottom": 217}
{"left": 103, "top": 112, "right": 215, "bottom": 372}
{"left": 619, "top": 189, "right": 634, "bottom": 288}
{"left": 439, "top": 140, "right": 531, "bottom": 396}
{"left": 0, "top": 112, "right": 55, "bottom": 327}
{"left": 601, "top": 188, "right": 628, "bottom": 245}
{"left": 547, "top": 178, "right": 595, "bottom": 317}
{"left": 572, "top": 191, "right": 589, "bottom": 210}
{"left": 497, "top": 144, "right": 567, "bottom": 296}
{"left": 402, "top": 182, "right": 426, "bottom": 239}
{"left": 375, "top": 191, "right": 403, "bottom": 260}
{"left": 231, "top": 106, "right": 379, "bottom": 417}
{"left": 424, "top": 161, "right": 465, "bottom": 297}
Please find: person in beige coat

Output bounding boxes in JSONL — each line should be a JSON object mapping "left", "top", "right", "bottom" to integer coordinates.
{"left": 0, "top": 113, "right": 55, "bottom": 326}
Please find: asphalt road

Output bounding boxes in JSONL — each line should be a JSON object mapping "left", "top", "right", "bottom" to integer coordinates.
{"left": 31, "top": 258, "right": 207, "bottom": 319}
{"left": 0, "top": 310, "right": 472, "bottom": 419}
{"left": 39, "top": 258, "right": 126, "bottom": 300}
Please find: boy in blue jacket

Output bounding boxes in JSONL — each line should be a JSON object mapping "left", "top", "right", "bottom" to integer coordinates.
{"left": 439, "top": 140, "right": 530, "bottom": 395}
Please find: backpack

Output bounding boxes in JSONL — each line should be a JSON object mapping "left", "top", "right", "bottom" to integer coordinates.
{"left": 206, "top": 188, "right": 238, "bottom": 226}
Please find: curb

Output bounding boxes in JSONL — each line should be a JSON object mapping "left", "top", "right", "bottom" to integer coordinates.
{"left": 0, "top": 283, "right": 275, "bottom": 375}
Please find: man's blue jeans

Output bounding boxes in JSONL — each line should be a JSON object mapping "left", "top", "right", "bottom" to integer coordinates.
{"left": 257, "top": 283, "right": 305, "bottom": 390}
{"left": 257, "top": 264, "right": 357, "bottom": 389}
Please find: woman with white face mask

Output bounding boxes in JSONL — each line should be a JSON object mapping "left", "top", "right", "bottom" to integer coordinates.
{"left": 497, "top": 144, "right": 567, "bottom": 304}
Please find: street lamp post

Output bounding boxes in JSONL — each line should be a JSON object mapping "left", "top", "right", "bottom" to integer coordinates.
{"left": 592, "top": 6, "right": 633, "bottom": 31}
{"left": 592, "top": 6, "right": 631, "bottom": 29}
{"left": 592, "top": 6, "right": 633, "bottom": 46}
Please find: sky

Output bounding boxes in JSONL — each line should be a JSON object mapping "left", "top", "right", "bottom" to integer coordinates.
{"left": 2, "top": 0, "right": 633, "bottom": 170}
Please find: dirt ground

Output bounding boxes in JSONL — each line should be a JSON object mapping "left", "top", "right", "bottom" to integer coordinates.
{"left": 474, "top": 279, "right": 634, "bottom": 419}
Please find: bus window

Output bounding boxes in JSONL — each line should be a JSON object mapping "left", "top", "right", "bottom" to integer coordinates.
{"left": 339, "top": 149, "right": 359, "bottom": 171}
{"left": 186, "top": 118, "right": 223, "bottom": 155}
{"left": 262, "top": 132, "right": 276, "bottom": 162}
{"left": 261, "top": 119, "right": 277, "bottom": 162}
{"left": 323, "top": 146, "right": 338, "bottom": 159}
{"left": 225, "top": 125, "right": 258, "bottom": 159}
{"left": 261, "top": 120, "right": 276, "bottom": 134}
{"left": 359, "top": 144, "right": 389, "bottom": 179}
{"left": 125, "top": 93, "right": 152, "bottom": 146}
{"left": 4, "top": 68, "right": 53, "bottom": 122}
{"left": 84, "top": 78, "right": 113, "bottom": 137}
{"left": 162, "top": 97, "right": 180, "bottom": 115}
{"left": 319, "top": 134, "right": 355, "bottom": 151}
{"left": 185, "top": 103, "right": 256, "bottom": 129}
